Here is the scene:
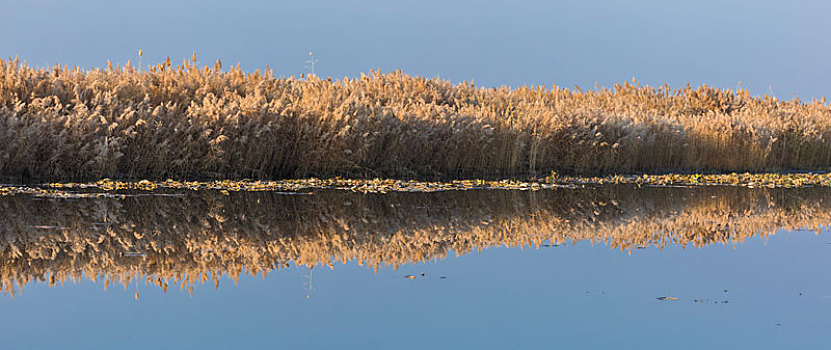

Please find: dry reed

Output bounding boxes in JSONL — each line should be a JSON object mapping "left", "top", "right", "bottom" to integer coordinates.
{"left": 2, "top": 58, "right": 831, "bottom": 180}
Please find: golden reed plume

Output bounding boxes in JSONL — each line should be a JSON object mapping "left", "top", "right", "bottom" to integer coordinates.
{"left": 0, "top": 186, "right": 829, "bottom": 297}
{"left": 1, "top": 58, "right": 830, "bottom": 181}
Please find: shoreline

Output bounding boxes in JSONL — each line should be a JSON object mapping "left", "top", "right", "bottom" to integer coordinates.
{"left": 2, "top": 172, "right": 831, "bottom": 197}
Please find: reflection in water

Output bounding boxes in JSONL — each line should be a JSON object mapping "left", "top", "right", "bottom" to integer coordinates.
{"left": 0, "top": 186, "right": 829, "bottom": 296}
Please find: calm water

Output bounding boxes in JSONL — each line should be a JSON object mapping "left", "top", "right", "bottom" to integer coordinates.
{"left": 1, "top": 187, "right": 830, "bottom": 349}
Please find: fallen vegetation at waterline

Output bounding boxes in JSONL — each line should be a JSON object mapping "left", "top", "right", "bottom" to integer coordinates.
{"left": 2, "top": 57, "right": 831, "bottom": 181}
{"left": 1, "top": 186, "right": 829, "bottom": 296}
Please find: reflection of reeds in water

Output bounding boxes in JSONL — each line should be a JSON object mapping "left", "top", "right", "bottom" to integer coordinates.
{"left": 0, "top": 187, "right": 829, "bottom": 296}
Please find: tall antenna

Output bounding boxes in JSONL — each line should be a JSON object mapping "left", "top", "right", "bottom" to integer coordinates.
{"left": 305, "top": 51, "right": 319, "bottom": 76}
{"left": 137, "top": 49, "right": 143, "bottom": 71}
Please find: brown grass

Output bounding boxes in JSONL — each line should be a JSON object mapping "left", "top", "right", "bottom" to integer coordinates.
{"left": 1, "top": 57, "right": 830, "bottom": 181}
{"left": 0, "top": 186, "right": 828, "bottom": 296}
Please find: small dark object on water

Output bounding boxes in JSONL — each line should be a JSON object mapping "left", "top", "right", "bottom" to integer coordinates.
{"left": 656, "top": 296, "right": 680, "bottom": 301}
{"left": 439, "top": 276, "right": 447, "bottom": 279}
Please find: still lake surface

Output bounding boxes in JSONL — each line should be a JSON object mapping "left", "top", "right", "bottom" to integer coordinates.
{"left": 0, "top": 186, "right": 829, "bottom": 349}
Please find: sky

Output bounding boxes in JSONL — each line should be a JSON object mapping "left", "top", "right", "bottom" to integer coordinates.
{"left": 1, "top": 0, "right": 830, "bottom": 99}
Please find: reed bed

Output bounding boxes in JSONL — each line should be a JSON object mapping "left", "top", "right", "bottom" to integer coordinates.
{"left": 1, "top": 57, "right": 831, "bottom": 181}
{"left": 1, "top": 186, "right": 829, "bottom": 296}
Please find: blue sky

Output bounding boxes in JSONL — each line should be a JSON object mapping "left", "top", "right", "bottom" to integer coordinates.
{"left": 2, "top": 0, "right": 829, "bottom": 99}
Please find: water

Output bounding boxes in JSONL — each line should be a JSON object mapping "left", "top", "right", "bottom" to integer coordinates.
{"left": 0, "top": 186, "right": 829, "bottom": 349}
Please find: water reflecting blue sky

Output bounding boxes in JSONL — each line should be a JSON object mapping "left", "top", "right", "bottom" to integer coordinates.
{"left": 2, "top": 229, "right": 829, "bottom": 350}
